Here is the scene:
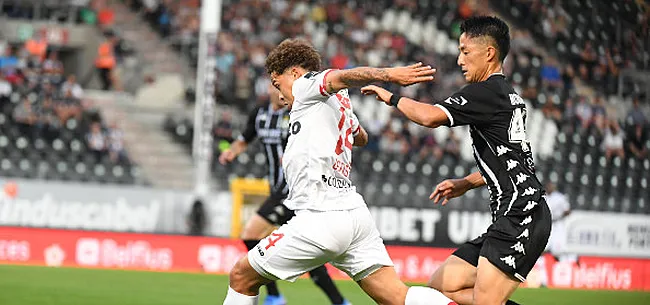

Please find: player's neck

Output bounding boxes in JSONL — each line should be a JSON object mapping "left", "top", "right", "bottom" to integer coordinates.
{"left": 479, "top": 64, "right": 503, "bottom": 82}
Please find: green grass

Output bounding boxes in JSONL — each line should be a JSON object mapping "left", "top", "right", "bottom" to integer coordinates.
{"left": 0, "top": 265, "right": 647, "bottom": 305}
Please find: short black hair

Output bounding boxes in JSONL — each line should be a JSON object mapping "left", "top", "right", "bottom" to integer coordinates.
{"left": 460, "top": 16, "right": 510, "bottom": 62}
{"left": 265, "top": 38, "right": 322, "bottom": 75}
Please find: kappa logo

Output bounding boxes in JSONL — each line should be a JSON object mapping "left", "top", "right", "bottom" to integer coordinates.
{"left": 517, "top": 228, "right": 529, "bottom": 239}
{"left": 511, "top": 242, "right": 526, "bottom": 255}
{"left": 522, "top": 201, "right": 537, "bottom": 212}
{"left": 515, "top": 173, "right": 530, "bottom": 185}
{"left": 501, "top": 255, "right": 516, "bottom": 269}
{"left": 520, "top": 216, "right": 532, "bottom": 226}
{"left": 497, "top": 145, "right": 511, "bottom": 156}
{"left": 522, "top": 187, "right": 537, "bottom": 196}
{"left": 506, "top": 160, "right": 519, "bottom": 171}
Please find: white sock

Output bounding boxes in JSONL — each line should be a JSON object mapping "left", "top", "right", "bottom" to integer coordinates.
{"left": 405, "top": 286, "right": 457, "bottom": 305}
{"left": 537, "top": 256, "right": 548, "bottom": 287}
{"left": 223, "top": 286, "right": 258, "bottom": 305}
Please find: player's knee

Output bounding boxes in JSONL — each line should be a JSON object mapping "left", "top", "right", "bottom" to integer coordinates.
{"left": 472, "top": 286, "right": 502, "bottom": 305}
{"left": 427, "top": 272, "right": 461, "bottom": 294}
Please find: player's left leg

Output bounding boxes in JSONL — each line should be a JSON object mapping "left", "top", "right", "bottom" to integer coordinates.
{"left": 473, "top": 257, "right": 520, "bottom": 305}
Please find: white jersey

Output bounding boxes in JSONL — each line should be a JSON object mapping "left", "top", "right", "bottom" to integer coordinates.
{"left": 282, "top": 69, "right": 365, "bottom": 211}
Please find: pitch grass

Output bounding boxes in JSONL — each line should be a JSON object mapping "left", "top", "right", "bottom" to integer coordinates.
{"left": 0, "top": 265, "right": 648, "bottom": 305}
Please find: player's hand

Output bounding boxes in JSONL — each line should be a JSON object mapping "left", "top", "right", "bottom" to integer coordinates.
{"left": 360, "top": 85, "right": 394, "bottom": 105}
{"left": 429, "top": 178, "right": 472, "bottom": 205}
{"left": 218, "top": 150, "right": 236, "bottom": 165}
{"left": 388, "top": 62, "right": 436, "bottom": 86}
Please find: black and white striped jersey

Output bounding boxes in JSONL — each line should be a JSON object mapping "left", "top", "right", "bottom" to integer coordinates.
{"left": 238, "top": 103, "right": 290, "bottom": 197}
{"left": 434, "top": 73, "right": 544, "bottom": 220}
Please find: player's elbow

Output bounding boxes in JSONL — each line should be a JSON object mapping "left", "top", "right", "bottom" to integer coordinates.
{"left": 423, "top": 117, "right": 444, "bottom": 128}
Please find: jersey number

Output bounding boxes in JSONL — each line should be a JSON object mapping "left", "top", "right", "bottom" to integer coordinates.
{"left": 335, "top": 93, "right": 353, "bottom": 155}
{"left": 508, "top": 108, "right": 526, "bottom": 143}
{"left": 265, "top": 232, "right": 285, "bottom": 250}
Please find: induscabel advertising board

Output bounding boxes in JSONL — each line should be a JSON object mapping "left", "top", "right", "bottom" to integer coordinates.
{"left": 1, "top": 227, "right": 648, "bottom": 291}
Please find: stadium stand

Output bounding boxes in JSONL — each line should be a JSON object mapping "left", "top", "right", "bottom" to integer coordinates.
{"left": 0, "top": 0, "right": 144, "bottom": 185}
{"left": 158, "top": 0, "right": 650, "bottom": 214}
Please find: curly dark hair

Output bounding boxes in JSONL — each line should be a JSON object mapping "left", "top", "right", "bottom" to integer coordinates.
{"left": 265, "top": 38, "right": 322, "bottom": 75}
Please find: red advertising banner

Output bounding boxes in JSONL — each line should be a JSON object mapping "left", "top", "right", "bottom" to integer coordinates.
{"left": 1, "top": 227, "right": 648, "bottom": 291}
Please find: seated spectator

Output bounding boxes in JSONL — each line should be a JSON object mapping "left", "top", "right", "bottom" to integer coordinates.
{"left": 86, "top": 122, "right": 108, "bottom": 163}
{"left": 13, "top": 98, "right": 37, "bottom": 126}
{"left": 108, "top": 121, "right": 128, "bottom": 163}
{"left": 42, "top": 51, "right": 65, "bottom": 84}
{"left": 419, "top": 133, "right": 443, "bottom": 160}
{"left": 34, "top": 96, "right": 61, "bottom": 139}
{"left": 626, "top": 96, "right": 647, "bottom": 126}
{"left": 591, "top": 96, "right": 607, "bottom": 134}
{"left": 0, "top": 47, "right": 19, "bottom": 73}
{"left": 24, "top": 32, "right": 48, "bottom": 62}
{"left": 575, "top": 96, "right": 593, "bottom": 130}
{"left": 627, "top": 124, "right": 648, "bottom": 160}
{"left": 0, "top": 72, "right": 11, "bottom": 98}
{"left": 603, "top": 120, "right": 625, "bottom": 162}
{"left": 61, "top": 74, "right": 84, "bottom": 99}
{"left": 540, "top": 57, "right": 562, "bottom": 89}
{"left": 214, "top": 112, "right": 234, "bottom": 143}
{"left": 444, "top": 130, "right": 461, "bottom": 161}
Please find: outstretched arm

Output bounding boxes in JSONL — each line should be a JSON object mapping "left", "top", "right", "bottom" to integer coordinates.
{"left": 323, "top": 63, "right": 436, "bottom": 94}
{"left": 361, "top": 85, "right": 449, "bottom": 128}
{"left": 430, "top": 171, "right": 486, "bottom": 205}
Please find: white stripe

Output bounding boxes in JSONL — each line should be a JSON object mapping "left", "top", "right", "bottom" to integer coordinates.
{"left": 504, "top": 176, "right": 518, "bottom": 216}
{"left": 434, "top": 104, "right": 454, "bottom": 126}
{"left": 473, "top": 146, "right": 503, "bottom": 209}
{"left": 514, "top": 273, "right": 526, "bottom": 282}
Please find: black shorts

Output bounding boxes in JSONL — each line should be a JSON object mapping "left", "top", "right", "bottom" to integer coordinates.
{"left": 453, "top": 198, "right": 552, "bottom": 282}
{"left": 256, "top": 193, "right": 295, "bottom": 226}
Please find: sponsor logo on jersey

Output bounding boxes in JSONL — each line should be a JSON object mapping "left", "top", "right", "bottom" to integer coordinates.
{"left": 321, "top": 175, "right": 352, "bottom": 189}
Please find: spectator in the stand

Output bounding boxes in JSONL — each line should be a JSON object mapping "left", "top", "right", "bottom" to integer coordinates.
{"left": 542, "top": 97, "right": 562, "bottom": 122}
{"left": 42, "top": 51, "right": 65, "bottom": 84}
{"left": 419, "top": 133, "right": 443, "bottom": 159}
{"left": 87, "top": 122, "right": 108, "bottom": 162}
{"left": 0, "top": 72, "right": 11, "bottom": 98}
{"left": 591, "top": 96, "right": 607, "bottom": 134}
{"left": 61, "top": 74, "right": 84, "bottom": 99}
{"left": 540, "top": 57, "right": 562, "bottom": 89}
{"left": 627, "top": 97, "right": 647, "bottom": 126}
{"left": 575, "top": 96, "right": 593, "bottom": 130}
{"left": 603, "top": 120, "right": 625, "bottom": 161}
{"left": 561, "top": 98, "right": 577, "bottom": 130}
{"left": 108, "top": 121, "right": 127, "bottom": 163}
{"left": 34, "top": 96, "right": 61, "bottom": 139}
{"left": 444, "top": 130, "right": 461, "bottom": 161}
{"left": 579, "top": 41, "right": 597, "bottom": 73}
{"left": 13, "top": 98, "right": 37, "bottom": 127}
{"left": 0, "top": 47, "right": 19, "bottom": 74}
{"left": 24, "top": 32, "right": 48, "bottom": 61}
{"left": 214, "top": 112, "right": 234, "bottom": 143}
{"left": 95, "top": 31, "right": 118, "bottom": 90}
{"left": 627, "top": 124, "right": 648, "bottom": 160}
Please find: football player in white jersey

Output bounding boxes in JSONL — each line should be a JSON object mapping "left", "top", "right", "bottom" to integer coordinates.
{"left": 223, "top": 38, "right": 456, "bottom": 305}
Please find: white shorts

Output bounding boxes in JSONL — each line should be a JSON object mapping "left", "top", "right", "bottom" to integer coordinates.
{"left": 248, "top": 206, "right": 393, "bottom": 282}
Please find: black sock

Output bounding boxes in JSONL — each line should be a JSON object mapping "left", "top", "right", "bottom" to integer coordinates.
{"left": 506, "top": 300, "right": 522, "bottom": 305}
{"left": 308, "top": 265, "right": 345, "bottom": 304}
{"left": 242, "top": 240, "right": 280, "bottom": 296}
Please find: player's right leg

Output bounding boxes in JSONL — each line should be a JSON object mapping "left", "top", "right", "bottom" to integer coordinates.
{"left": 357, "top": 266, "right": 457, "bottom": 305}
{"left": 240, "top": 196, "right": 291, "bottom": 305}
{"left": 332, "top": 207, "right": 455, "bottom": 305}
{"left": 224, "top": 255, "right": 271, "bottom": 305}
